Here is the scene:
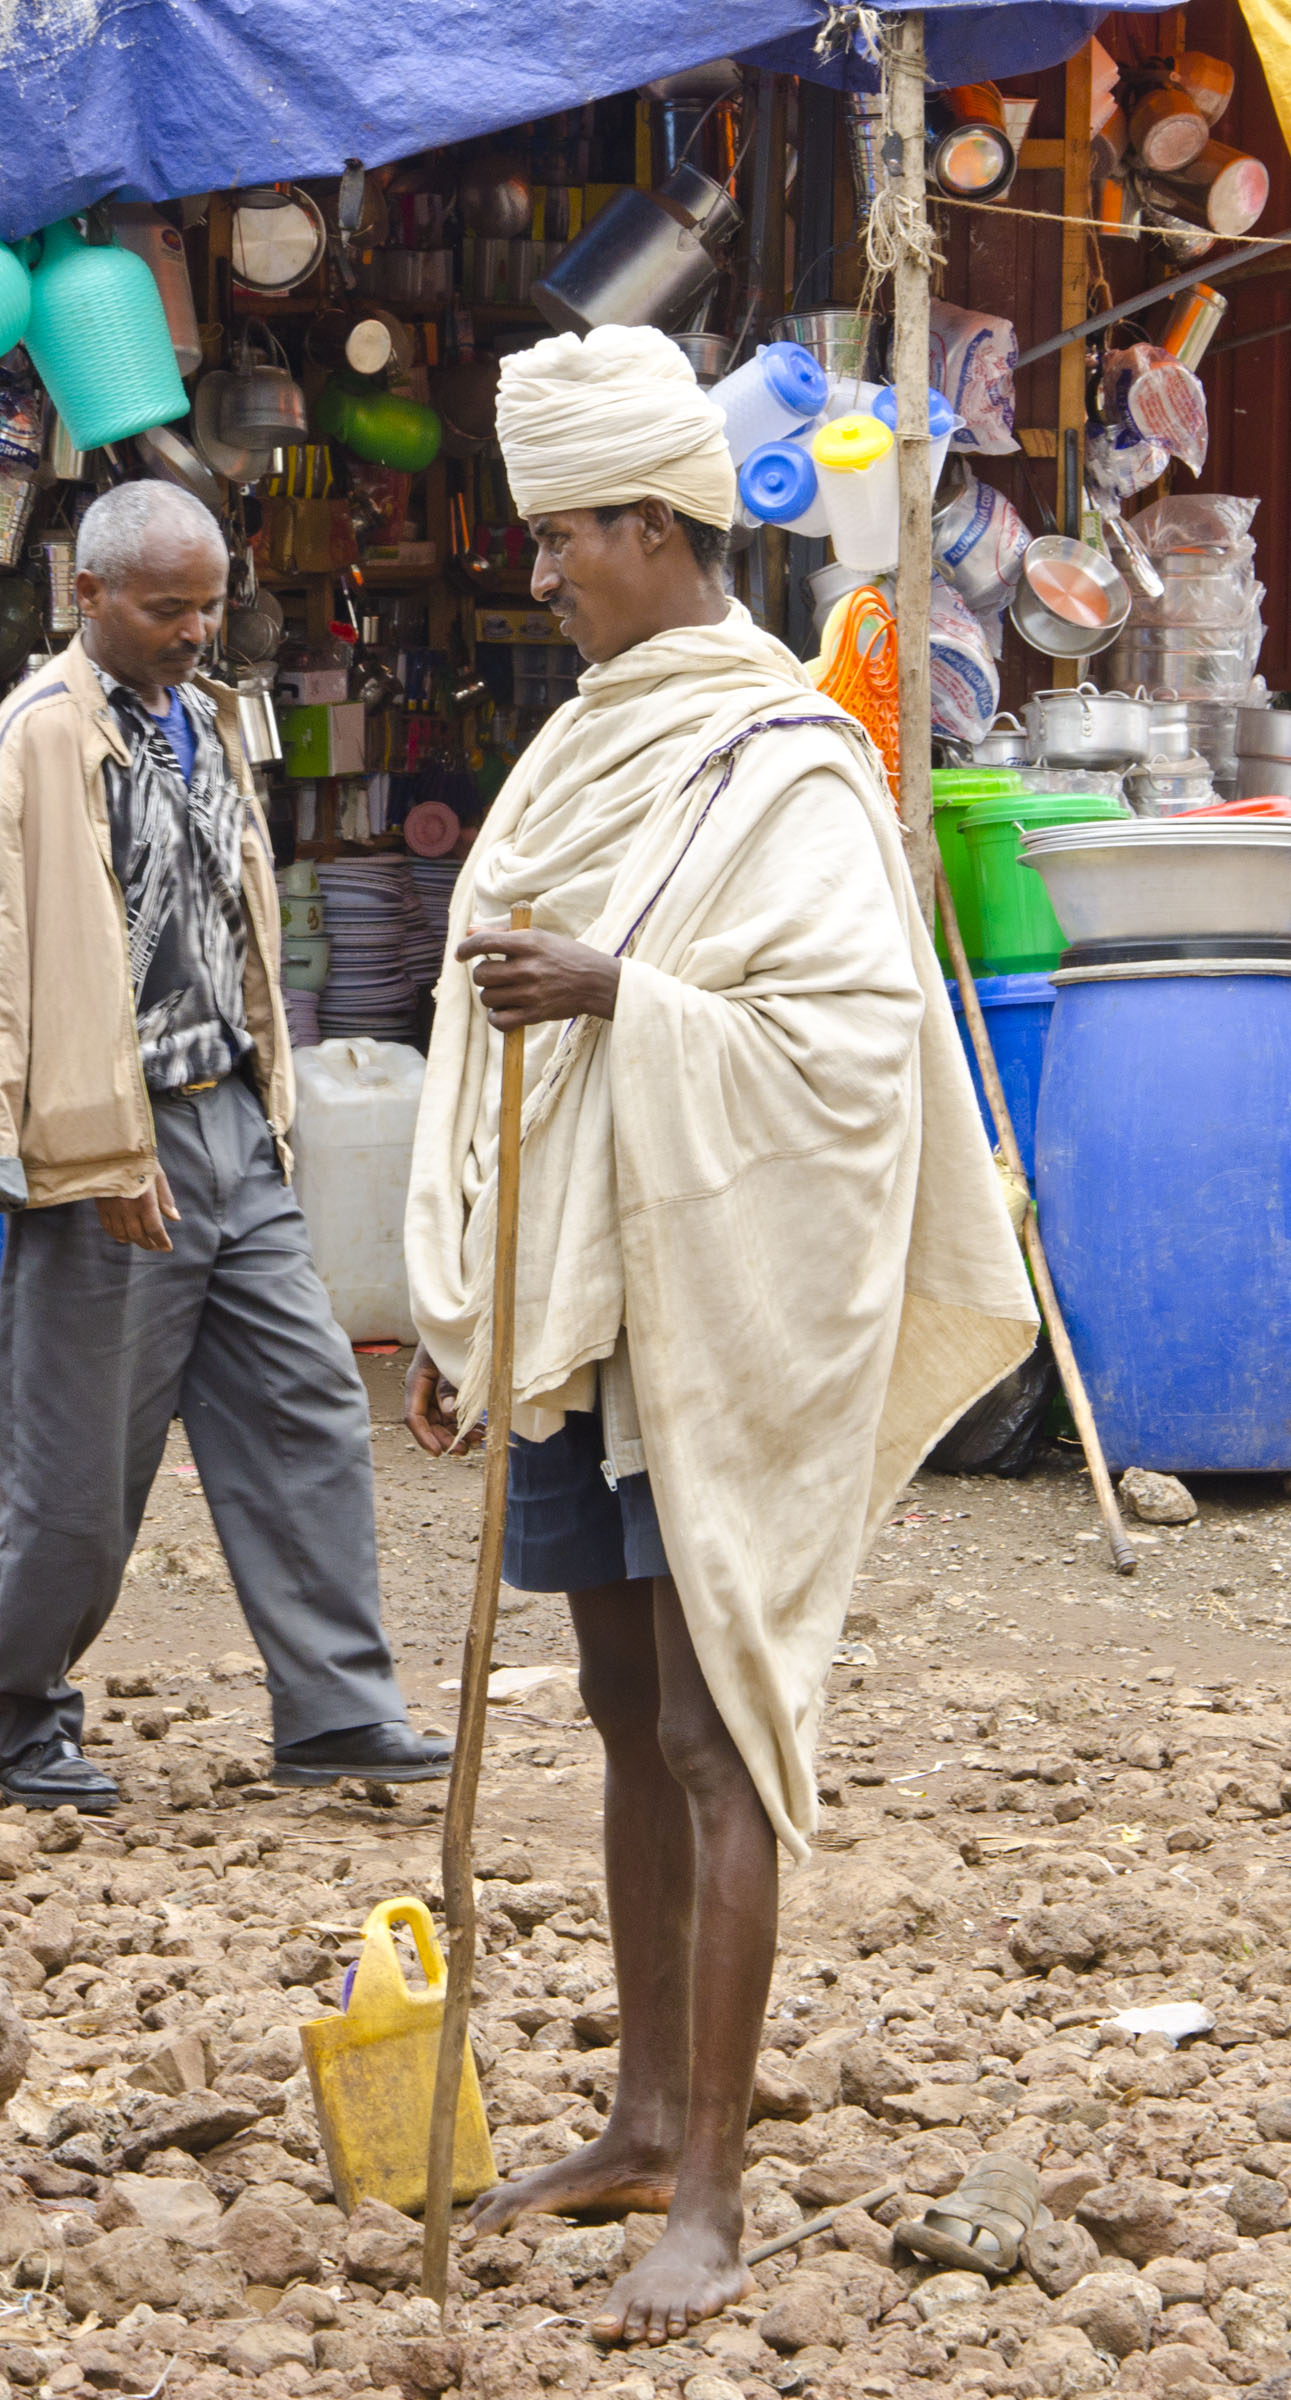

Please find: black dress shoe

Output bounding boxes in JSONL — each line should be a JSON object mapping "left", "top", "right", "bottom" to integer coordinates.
{"left": 272, "top": 1720, "right": 453, "bottom": 1786}
{"left": 0, "top": 1735, "right": 119, "bottom": 1813}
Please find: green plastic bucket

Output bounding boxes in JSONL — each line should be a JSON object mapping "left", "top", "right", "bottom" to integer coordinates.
{"left": 959, "top": 789, "right": 1131, "bottom": 974}
{"left": 932, "top": 768, "right": 1024, "bottom": 969}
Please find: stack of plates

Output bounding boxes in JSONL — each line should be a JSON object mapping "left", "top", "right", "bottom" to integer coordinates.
{"left": 317, "top": 860, "right": 418, "bottom": 1041}
{"left": 408, "top": 858, "right": 462, "bottom": 988}
{"left": 401, "top": 876, "right": 440, "bottom": 988}
{"left": 282, "top": 988, "right": 320, "bottom": 1048}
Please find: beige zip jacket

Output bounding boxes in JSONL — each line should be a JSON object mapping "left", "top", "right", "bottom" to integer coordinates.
{"left": 0, "top": 636, "right": 294, "bottom": 1211}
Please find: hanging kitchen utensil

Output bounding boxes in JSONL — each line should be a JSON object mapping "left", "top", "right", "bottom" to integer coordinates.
{"left": 330, "top": 158, "right": 367, "bottom": 292}
{"left": 1101, "top": 511, "right": 1165, "bottom": 600}
{"left": 192, "top": 371, "right": 275, "bottom": 484}
{"left": 1010, "top": 536, "right": 1131, "bottom": 659}
{"left": 314, "top": 375, "right": 441, "bottom": 471}
{"left": 134, "top": 422, "right": 223, "bottom": 512}
{"left": 459, "top": 154, "right": 532, "bottom": 240}
{"left": 110, "top": 204, "right": 202, "bottom": 376}
{"left": 42, "top": 405, "right": 91, "bottom": 483}
{"left": 221, "top": 322, "right": 308, "bottom": 447}
{"left": 24, "top": 217, "right": 188, "bottom": 453}
{"left": 225, "top": 581, "right": 285, "bottom": 667}
{"left": 236, "top": 669, "right": 282, "bottom": 766}
{"left": 446, "top": 492, "right": 493, "bottom": 594}
{"left": 533, "top": 164, "right": 742, "bottom": 336}
{"left": 231, "top": 186, "right": 328, "bottom": 296}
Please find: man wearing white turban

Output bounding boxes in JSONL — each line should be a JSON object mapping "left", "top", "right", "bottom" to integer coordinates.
{"left": 404, "top": 327, "right": 1036, "bottom": 2344}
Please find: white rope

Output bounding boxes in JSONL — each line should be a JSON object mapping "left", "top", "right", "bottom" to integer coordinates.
{"left": 813, "top": 3, "right": 882, "bottom": 62}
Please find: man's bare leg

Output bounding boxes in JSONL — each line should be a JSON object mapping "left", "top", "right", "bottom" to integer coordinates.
{"left": 591, "top": 1575, "right": 777, "bottom": 2346}
{"left": 466, "top": 1577, "right": 695, "bottom": 2235}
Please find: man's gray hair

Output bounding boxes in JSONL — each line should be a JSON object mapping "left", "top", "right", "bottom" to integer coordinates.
{"left": 76, "top": 482, "right": 228, "bottom": 587}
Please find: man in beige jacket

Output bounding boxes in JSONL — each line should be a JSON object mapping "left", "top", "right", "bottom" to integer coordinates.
{"left": 0, "top": 482, "right": 448, "bottom": 1810}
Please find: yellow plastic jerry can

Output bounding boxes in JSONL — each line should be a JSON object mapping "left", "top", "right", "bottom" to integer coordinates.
{"left": 300, "top": 1895, "right": 495, "bottom": 2216}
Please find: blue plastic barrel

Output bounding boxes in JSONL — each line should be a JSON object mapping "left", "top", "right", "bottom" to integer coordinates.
{"left": 947, "top": 972, "right": 1055, "bottom": 1182}
{"left": 1035, "top": 966, "right": 1291, "bottom": 1472}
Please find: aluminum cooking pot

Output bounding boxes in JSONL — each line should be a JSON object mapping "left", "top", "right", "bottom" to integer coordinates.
{"left": 771, "top": 310, "right": 889, "bottom": 382}
{"left": 970, "top": 710, "right": 1028, "bottom": 767}
{"left": 1025, "top": 682, "right": 1152, "bottom": 768}
{"left": 1234, "top": 754, "right": 1291, "bottom": 801}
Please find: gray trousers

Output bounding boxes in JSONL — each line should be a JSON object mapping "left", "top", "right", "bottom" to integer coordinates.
{"left": 0, "top": 1073, "right": 409, "bottom": 1760}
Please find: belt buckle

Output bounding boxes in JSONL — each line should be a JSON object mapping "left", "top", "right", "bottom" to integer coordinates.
{"left": 180, "top": 1078, "right": 219, "bottom": 1096}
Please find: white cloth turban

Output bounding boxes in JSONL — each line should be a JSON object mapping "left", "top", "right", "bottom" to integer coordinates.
{"left": 495, "top": 325, "right": 736, "bottom": 529}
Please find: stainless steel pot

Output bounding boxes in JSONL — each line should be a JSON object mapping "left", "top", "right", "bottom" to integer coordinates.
{"left": 1147, "top": 689, "right": 1194, "bottom": 759}
{"left": 1236, "top": 703, "right": 1291, "bottom": 763}
{"left": 771, "top": 310, "right": 889, "bottom": 381}
{"left": 534, "top": 166, "right": 742, "bottom": 336}
{"left": 970, "top": 711, "right": 1028, "bottom": 767}
{"left": 1025, "top": 682, "right": 1152, "bottom": 768}
{"left": 1123, "top": 751, "right": 1215, "bottom": 815}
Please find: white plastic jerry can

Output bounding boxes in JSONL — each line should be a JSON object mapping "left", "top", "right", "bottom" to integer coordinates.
{"left": 291, "top": 1038, "right": 426, "bottom": 1344}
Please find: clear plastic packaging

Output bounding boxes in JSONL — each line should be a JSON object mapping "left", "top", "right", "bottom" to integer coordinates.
{"left": 1086, "top": 421, "right": 1172, "bottom": 500}
{"left": 929, "top": 298, "right": 1019, "bottom": 455}
{"left": 1100, "top": 342, "right": 1208, "bottom": 476}
{"left": 932, "top": 469, "right": 1030, "bottom": 613}
{"left": 929, "top": 578, "right": 1000, "bottom": 743}
{"left": 1133, "top": 493, "right": 1259, "bottom": 548}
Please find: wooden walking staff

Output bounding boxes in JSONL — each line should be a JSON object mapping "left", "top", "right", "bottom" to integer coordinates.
{"left": 934, "top": 861, "right": 1138, "bottom": 1580}
{"left": 422, "top": 902, "right": 531, "bottom": 2305}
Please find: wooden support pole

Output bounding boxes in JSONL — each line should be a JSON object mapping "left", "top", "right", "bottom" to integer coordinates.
{"left": 935, "top": 860, "right": 1137, "bottom": 1578}
{"left": 1052, "top": 40, "right": 1094, "bottom": 692}
{"left": 891, "top": 11, "right": 935, "bottom": 929}
{"left": 421, "top": 906, "right": 531, "bottom": 2305}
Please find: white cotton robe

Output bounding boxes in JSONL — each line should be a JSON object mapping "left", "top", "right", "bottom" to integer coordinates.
{"left": 406, "top": 605, "right": 1037, "bottom": 1858}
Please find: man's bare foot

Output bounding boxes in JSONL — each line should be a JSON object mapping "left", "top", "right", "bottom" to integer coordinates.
{"left": 589, "top": 2222, "right": 755, "bottom": 2347}
{"left": 464, "top": 2130, "right": 677, "bottom": 2238}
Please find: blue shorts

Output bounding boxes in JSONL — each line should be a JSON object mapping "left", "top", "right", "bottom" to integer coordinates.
{"left": 502, "top": 1404, "right": 669, "bottom": 1591}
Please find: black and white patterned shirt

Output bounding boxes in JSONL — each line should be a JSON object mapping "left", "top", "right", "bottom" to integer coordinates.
{"left": 94, "top": 665, "right": 252, "bottom": 1095}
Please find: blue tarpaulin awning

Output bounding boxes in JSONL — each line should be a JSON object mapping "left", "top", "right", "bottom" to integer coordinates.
{"left": 0, "top": 1, "right": 1176, "bottom": 242}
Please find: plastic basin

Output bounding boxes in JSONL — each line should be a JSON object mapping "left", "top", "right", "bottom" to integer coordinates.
{"left": 960, "top": 790, "right": 1131, "bottom": 973}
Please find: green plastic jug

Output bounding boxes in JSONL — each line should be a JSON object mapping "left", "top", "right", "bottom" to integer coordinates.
{"left": 0, "top": 245, "right": 31, "bottom": 357}
{"left": 316, "top": 374, "right": 442, "bottom": 472}
{"left": 24, "top": 219, "right": 188, "bottom": 453}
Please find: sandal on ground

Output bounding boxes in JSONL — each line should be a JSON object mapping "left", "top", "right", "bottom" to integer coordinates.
{"left": 894, "top": 2152, "right": 1044, "bottom": 2276}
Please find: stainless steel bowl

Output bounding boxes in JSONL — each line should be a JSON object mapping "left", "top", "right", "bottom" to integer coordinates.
{"left": 772, "top": 309, "right": 889, "bottom": 381}
{"left": 1020, "top": 818, "right": 1291, "bottom": 945}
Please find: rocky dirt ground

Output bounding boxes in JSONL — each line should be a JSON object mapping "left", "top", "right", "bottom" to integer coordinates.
{"left": 0, "top": 1353, "right": 1288, "bottom": 2400}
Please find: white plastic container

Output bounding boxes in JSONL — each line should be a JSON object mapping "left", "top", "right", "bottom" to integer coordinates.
{"left": 711, "top": 341, "right": 828, "bottom": 466}
{"left": 738, "top": 436, "right": 831, "bottom": 537}
{"left": 811, "top": 412, "right": 899, "bottom": 571}
{"left": 292, "top": 1039, "right": 426, "bottom": 1343}
{"left": 872, "top": 384, "right": 960, "bottom": 494}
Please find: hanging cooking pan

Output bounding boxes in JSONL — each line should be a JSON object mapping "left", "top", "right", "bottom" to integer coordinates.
{"left": 231, "top": 186, "right": 328, "bottom": 296}
{"left": 134, "top": 422, "right": 224, "bottom": 513}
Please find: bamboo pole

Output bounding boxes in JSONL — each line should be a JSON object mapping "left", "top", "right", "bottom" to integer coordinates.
{"left": 891, "top": 11, "right": 935, "bottom": 930}
{"left": 422, "top": 904, "right": 531, "bottom": 2304}
{"left": 935, "top": 861, "right": 1137, "bottom": 1577}
{"left": 1052, "top": 41, "right": 1094, "bottom": 693}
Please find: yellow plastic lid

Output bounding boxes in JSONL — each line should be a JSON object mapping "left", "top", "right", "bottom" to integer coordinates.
{"left": 811, "top": 412, "right": 894, "bottom": 473}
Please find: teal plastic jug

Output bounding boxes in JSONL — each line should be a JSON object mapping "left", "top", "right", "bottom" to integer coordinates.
{"left": 0, "top": 245, "right": 31, "bottom": 357}
{"left": 24, "top": 220, "right": 188, "bottom": 452}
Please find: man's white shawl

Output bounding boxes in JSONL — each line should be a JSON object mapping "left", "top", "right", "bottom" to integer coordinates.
{"left": 406, "top": 606, "right": 1037, "bottom": 1858}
